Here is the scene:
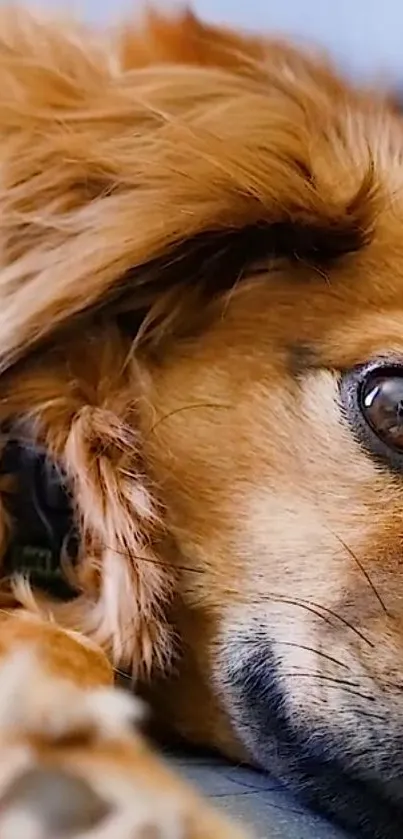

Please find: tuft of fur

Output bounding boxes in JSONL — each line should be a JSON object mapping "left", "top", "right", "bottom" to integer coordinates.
{"left": 0, "top": 648, "right": 142, "bottom": 739}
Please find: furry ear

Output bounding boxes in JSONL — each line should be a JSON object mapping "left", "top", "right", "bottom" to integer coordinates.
{"left": 0, "top": 323, "right": 173, "bottom": 678}
{"left": 0, "top": 7, "right": 379, "bottom": 373}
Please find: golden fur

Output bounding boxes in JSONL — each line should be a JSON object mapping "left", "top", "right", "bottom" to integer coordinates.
{"left": 0, "top": 6, "right": 400, "bottom": 838}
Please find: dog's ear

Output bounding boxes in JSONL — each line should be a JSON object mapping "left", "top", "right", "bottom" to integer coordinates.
{"left": 0, "top": 8, "right": 379, "bottom": 372}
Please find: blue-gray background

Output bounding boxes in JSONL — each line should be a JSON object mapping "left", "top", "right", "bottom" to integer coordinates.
{"left": 59, "top": 0, "right": 403, "bottom": 81}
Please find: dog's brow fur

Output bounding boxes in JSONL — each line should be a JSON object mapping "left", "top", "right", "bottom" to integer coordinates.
{"left": 0, "top": 6, "right": 383, "bottom": 373}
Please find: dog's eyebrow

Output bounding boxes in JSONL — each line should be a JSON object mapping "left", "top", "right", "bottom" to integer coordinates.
{"left": 106, "top": 204, "right": 376, "bottom": 349}
{"left": 287, "top": 343, "right": 319, "bottom": 377}
{"left": 148, "top": 216, "right": 371, "bottom": 287}
{"left": 127, "top": 163, "right": 376, "bottom": 306}
{"left": 116, "top": 212, "right": 373, "bottom": 313}
{"left": 1, "top": 206, "right": 373, "bottom": 376}
{"left": 0, "top": 164, "right": 377, "bottom": 379}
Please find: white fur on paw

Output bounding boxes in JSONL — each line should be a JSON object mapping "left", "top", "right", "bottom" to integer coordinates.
{"left": 0, "top": 652, "right": 187, "bottom": 839}
{"left": 0, "top": 649, "right": 143, "bottom": 742}
{"left": 73, "top": 790, "right": 185, "bottom": 839}
{"left": 0, "top": 766, "right": 110, "bottom": 839}
{"left": 0, "top": 766, "right": 186, "bottom": 839}
{"left": 0, "top": 809, "right": 44, "bottom": 839}
{"left": 0, "top": 802, "right": 184, "bottom": 839}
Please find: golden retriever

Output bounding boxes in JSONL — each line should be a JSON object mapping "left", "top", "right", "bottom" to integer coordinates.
{"left": 0, "top": 6, "right": 400, "bottom": 838}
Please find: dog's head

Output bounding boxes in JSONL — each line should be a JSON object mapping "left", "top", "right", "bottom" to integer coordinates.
{"left": 1, "top": 8, "right": 403, "bottom": 836}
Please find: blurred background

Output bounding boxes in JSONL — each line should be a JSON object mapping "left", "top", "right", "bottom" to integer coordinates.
{"left": 28, "top": 0, "right": 403, "bottom": 82}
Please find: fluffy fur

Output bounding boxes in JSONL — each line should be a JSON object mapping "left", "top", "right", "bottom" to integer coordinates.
{"left": 0, "top": 5, "right": 384, "bottom": 672}
{"left": 0, "top": 6, "right": 402, "bottom": 839}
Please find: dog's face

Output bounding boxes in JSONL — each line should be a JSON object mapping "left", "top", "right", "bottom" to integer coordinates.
{"left": 126, "top": 16, "right": 403, "bottom": 836}
{"left": 3, "top": 9, "right": 403, "bottom": 837}
{"left": 143, "top": 224, "right": 403, "bottom": 835}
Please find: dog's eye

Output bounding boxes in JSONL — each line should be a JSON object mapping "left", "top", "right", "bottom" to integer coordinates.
{"left": 341, "top": 362, "right": 403, "bottom": 466}
{"left": 361, "top": 373, "right": 403, "bottom": 450}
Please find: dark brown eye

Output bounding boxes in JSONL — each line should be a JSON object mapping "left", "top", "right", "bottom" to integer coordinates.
{"left": 361, "top": 375, "right": 403, "bottom": 451}
{"left": 340, "top": 362, "right": 403, "bottom": 469}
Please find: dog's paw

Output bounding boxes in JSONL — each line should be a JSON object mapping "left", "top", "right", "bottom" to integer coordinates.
{"left": 0, "top": 764, "right": 185, "bottom": 839}
{"left": 0, "top": 650, "right": 250, "bottom": 839}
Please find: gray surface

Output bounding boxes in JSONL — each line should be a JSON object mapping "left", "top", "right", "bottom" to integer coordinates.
{"left": 170, "top": 753, "right": 348, "bottom": 838}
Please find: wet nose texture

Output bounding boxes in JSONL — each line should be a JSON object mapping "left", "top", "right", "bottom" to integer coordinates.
{"left": 0, "top": 766, "right": 111, "bottom": 836}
